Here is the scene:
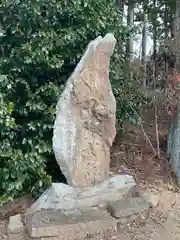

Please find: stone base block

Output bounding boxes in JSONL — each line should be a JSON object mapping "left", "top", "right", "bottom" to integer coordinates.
{"left": 8, "top": 232, "right": 25, "bottom": 240}
{"left": 8, "top": 214, "right": 25, "bottom": 240}
{"left": 24, "top": 208, "right": 116, "bottom": 239}
{"left": 107, "top": 197, "right": 150, "bottom": 218}
{"left": 8, "top": 214, "right": 24, "bottom": 234}
{"left": 26, "top": 174, "right": 135, "bottom": 215}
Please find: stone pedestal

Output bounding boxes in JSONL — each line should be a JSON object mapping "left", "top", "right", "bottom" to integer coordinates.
{"left": 25, "top": 208, "right": 116, "bottom": 239}
{"left": 26, "top": 174, "right": 135, "bottom": 215}
{"left": 24, "top": 33, "right": 136, "bottom": 239}
{"left": 25, "top": 174, "right": 135, "bottom": 238}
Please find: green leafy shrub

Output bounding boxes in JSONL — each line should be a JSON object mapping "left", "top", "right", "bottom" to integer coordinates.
{"left": 0, "top": 76, "right": 16, "bottom": 204}
{"left": 0, "top": 74, "right": 52, "bottom": 203}
{"left": 110, "top": 49, "right": 146, "bottom": 130}
{"left": 0, "top": 0, "right": 144, "bottom": 202}
{"left": 0, "top": 0, "right": 125, "bottom": 202}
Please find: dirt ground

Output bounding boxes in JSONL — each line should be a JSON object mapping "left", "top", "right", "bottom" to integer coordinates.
{"left": 0, "top": 99, "right": 180, "bottom": 239}
{"left": 110, "top": 99, "right": 180, "bottom": 239}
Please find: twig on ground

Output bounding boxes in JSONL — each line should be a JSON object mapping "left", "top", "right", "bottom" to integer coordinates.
{"left": 147, "top": 153, "right": 156, "bottom": 162}
{"left": 140, "top": 125, "right": 157, "bottom": 155}
{"left": 130, "top": 106, "right": 157, "bottom": 156}
{"left": 119, "top": 142, "right": 146, "bottom": 147}
{"left": 112, "top": 151, "right": 124, "bottom": 156}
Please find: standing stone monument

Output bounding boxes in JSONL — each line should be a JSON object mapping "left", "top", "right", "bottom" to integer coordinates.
{"left": 53, "top": 33, "right": 117, "bottom": 187}
{"left": 24, "top": 33, "right": 136, "bottom": 239}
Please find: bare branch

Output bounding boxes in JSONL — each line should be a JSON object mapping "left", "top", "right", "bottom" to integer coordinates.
{"left": 130, "top": 106, "right": 157, "bottom": 156}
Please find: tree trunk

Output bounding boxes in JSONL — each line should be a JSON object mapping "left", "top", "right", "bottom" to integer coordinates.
{"left": 151, "top": 0, "right": 157, "bottom": 89}
{"left": 170, "top": 5, "right": 176, "bottom": 39}
{"left": 167, "top": 0, "right": 180, "bottom": 184}
{"left": 152, "top": 0, "right": 157, "bottom": 57}
{"left": 141, "top": 0, "right": 148, "bottom": 89}
{"left": 164, "top": 4, "right": 169, "bottom": 89}
{"left": 115, "top": 0, "right": 124, "bottom": 21}
{"left": 115, "top": 0, "right": 124, "bottom": 11}
{"left": 126, "top": 0, "right": 134, "bottom": 64}
{"left": 142, "top": 13, "right": 148, "bottom": 89}
{"left": 164, "top": 5, "right": 169, "bottom": 40}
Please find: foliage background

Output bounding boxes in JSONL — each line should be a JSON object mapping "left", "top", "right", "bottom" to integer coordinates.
{"left": 0, "top": 0, "right": 144, "bottom": 203}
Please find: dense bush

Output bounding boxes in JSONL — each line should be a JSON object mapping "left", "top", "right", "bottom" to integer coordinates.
{"left": 0, "top": 78, "right": 16, "bottom": 204}
{"left": 0, "top": 0, "right": 144, "bottom": 203}
{"left": 111, "top": 56, "right": 146, "bottom": 129}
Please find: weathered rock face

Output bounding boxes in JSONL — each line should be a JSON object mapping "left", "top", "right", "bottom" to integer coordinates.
{"left": 25, "top": 208, "right": 116, "bottom": 238}
{"left": 53, "top": 34, "right": 117, "bottom": 187}
{"left": 25, "top": 34, "right": 136, "bottom": 239}
{"left": 25, "top": 175, "right": 136, "bottom": 213}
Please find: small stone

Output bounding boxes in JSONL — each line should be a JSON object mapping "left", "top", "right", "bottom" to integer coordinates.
{"left": 118, "top": 234, "right": 130, "bottom": 240}
{"left": 8, "top": 214, "right": 24, "bottom": 234}
{"left": 166, "top": 183, "right": 175, "bottom": 191}
{"left": 107, "top": 197, "right": 150, "bottom": 218}
{"left": 141, "top": 192, "right": 159, "bottom": 208}
{"left": 97, "top": 203, "right": 106, "bottom": 209}
{"left": 2, "top": 235, "right": 8, "bottom": 239}
{"left": 8, "top": 233, "right": 25, "bottom": 240}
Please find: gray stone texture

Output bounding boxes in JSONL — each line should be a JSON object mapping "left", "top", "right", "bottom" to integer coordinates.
{"left": 53, "top": 33, "right": 117, "bottom": 187}
{"left": 8, "top": 214, "right": 24, "bottom": 234}
{"left": 107, "top": 197, "right": 150, "bottom": 218}
{"left": 24, "top": 208, "right": 116, "bottom": 238}
{"left": 26, "top": 175, "right": 135, "bottom": 215}
{"left": 24, "top": 33, "right": 136, "bottom": 239}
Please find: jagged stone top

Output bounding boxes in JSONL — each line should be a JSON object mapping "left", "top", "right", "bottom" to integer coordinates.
{"left": 53, "top": 33, "right": 117, "bottom": 187}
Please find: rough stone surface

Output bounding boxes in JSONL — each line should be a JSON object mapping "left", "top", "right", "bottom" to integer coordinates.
{"left": 24, "top": 208, "right": 117, "bottom": 238}
{"left": 107, "top": 197, "right": 150, "bottom": 218}
{"left": 117, "top": 234, "right": 130, "bottom": 240}
{"left": 53, "top": 33, "right": 117, "bottom": 187}
{"left": 141, "top": 192, "right": 159, "bottom": 208}
{"left": 26, "top": 174, "right": 135, "bottom": 214}
{"left": 8, "top": 214, "right": 24, "bottom": 234}
{"left": 8, "top": 232, "right": 25, "bottom": 240}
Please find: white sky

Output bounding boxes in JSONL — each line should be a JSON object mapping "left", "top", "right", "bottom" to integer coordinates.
{"left": 133, "top": 32, "right": 154, "bottom": 58}
{"left": 123, "top": 5, "right": 154, "bottom": 59}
